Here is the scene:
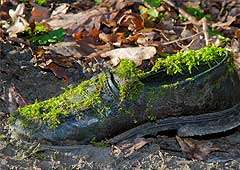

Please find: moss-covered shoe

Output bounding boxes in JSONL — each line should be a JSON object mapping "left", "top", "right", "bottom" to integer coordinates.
{"left": 10, "top": 46, "right": 240, "bottom": 144}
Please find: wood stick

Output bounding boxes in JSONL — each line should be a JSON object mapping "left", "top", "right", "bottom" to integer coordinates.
{"left": 164, "top": 0, "right": 201, "bottom": 26}
{"left": 162, "top": 31, "right": 203, "bottom": 45}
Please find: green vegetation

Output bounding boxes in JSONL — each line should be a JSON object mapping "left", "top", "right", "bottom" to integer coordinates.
{"left": 185, "top": 7, "right": 211, "bottom": 20}
{"left": 35, "top": 0, "right": 48, "bottom": 6}
{"left": 151, "top": 46, "right": 228, "bottom": 75}
{"left": 20, "top": 0, "right": 47, "bottom": 6}
{"left": 208, "top": 27, "right": 224, "bottom": 36}
{"left": 0, "top": 133, "right": 6, "bottom": 141}
{"left": 33, "top": 23, "right": 48, "bottom": 34}
{"left": 95, "top": 0, "right": 102, "bottom": 5}
{"left": 14, "top": 74, "right": 107, "bottom": 127}
{"left": 140, "top": 5, "right": 165, "bottom": 21}
{"left": 207, "top": 27, "right": 230, "bottom": 46}
{"left": 90, "top": 137, "right": 109, "bottom": 148}
{"left": 115, "top": 60, "right": 144, "bottom": 102}
{"left": 23, "top": 24, "right": 65, "bottom": 46}
{"left": 140, "top": 0, "right": 165, "bottom": 21}
{"left": 31, "top": 28, "right": 65, "bottom": 45}
{"left": 24, "top": 23, "right": 48, "bottom": 36}
{"left": 144, "top": 0, "right": 163, "bottom": 7}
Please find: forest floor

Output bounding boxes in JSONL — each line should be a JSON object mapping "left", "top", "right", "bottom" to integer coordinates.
{"left": 1, "top": 0, "right": 240, "bottom": 169}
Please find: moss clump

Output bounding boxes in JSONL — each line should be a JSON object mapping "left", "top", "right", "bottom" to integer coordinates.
{"left": 15, "top": 74, "right": 107, "bottom": 127}
{"left": 151, "top": 46, "right": 228, "bottom": 76}
{"left": 115, "top": 60, "right": 144, "bottom": 101}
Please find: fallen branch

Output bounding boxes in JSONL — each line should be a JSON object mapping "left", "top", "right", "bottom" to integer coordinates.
{"left": 202, "top": 18, "right": 209, "bottom": 46}
{"left": 164, "top": 0, "right": 201, "bottom": 26}
{"left": 162, "top": 31, "right": 203, "bottom": 45}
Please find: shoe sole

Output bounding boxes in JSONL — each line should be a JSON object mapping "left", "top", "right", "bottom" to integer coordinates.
{"left": 109, "top": 103, "right": 240, "bottom": 144}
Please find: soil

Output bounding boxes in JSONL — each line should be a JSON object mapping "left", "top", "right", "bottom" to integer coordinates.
{"left": 0, "top": 40, "right": 240, "bottom": 169}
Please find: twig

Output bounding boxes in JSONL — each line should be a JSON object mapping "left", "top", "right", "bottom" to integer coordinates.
{"left": 162, "top": 31, "right": 203, "bottom": 45}
{"left": 202, "top": 18, "right": 209, "bottom": 46}
{"left": 164, "top": 0, "right": 201, "bottom": 26}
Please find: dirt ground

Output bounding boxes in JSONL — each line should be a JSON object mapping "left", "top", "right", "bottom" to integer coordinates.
{"left": 1, "top": 38, "right": 240, "bottom": 170}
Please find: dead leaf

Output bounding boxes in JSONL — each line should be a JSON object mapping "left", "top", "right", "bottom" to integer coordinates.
{"left": 212, "top": 16, "right": 236, "bottom": 29}
{"left": 88, "top": 27, "right": 101, "bottom": 40}
{"left": 117, "top": 12, "right": 144, "bottom": 32}
{"left": 9, "top": 3, "right": 25, "bottom": 22}
{"left": 101, "top": 46, "right": 157, "bottom": 66}
{"left": 9, "top": 85, "right": 28, "bottom": 107}
{"left": 176, "top": 136, "right": 220, "bottom": 160}
{"left": 30, "top": 3, "right": 49, "bottom": 23}
{"left": 72, "top": 30, "right": 88, "bottom": 41}
{"left": 235, "top": 29, "right": 240, "bottom": 40}
{"left": 111, "top": 0, "right": 134, "bottom": 11}
{"left": 43, "top": 41, "right": 97, "bottom": 61}
{"left": 136, "top": 31, "right": 160, "bottom": 45}
{"left": 231, "top": 39, "right": 240, "bottom": 53}
{"left": 6, "top": 3, "right": 28, "bottom": 37}
{"left": 50, "top": 3, "right": 69, "bottom": 18}
{"left": 7, "top": 17, "right": 29, "bottom": 37}
{"left": 0, "top": 1, "right": 11, "bottom": 20}
{"left": 99, "top": 32, "right": 126, "bottom": 46}
{"left": 0, "top": 28, "right": 5, "bottom": 39}
{"left": 111, "top": 137, "right": 152, "bottom": 157}
{"left": 46, "top": 8, "right": 108, "bottom": 33}
{"left": 44, "top": 62, "right": 69, "bottom": 83}
{"left": 0, "top": 84, "right": 28, "bottom": 113}
{"left": 124, "top": 137, "right": 151, "bottom": 157}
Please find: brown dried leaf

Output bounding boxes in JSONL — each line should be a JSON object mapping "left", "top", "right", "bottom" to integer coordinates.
{"left": 212, "top": 16, "right": 236, "bottom": 29}
{"left": 43, "top": 41, "right": 97, "bottom": 60}
{"left": 47, "top": 8, "right": 108, "bottom": 33}
{"left": 99, "top": 32, "right": 117, "bottom": 44}
{"left": 124, "top": 137, "right": 151, "bottom": 157}
{"left": 111, "top": 137, "right": 152, "bottom": 157}
{"left": 72, "top": 30, "right": 88, "bottom": 41}
{"left": 99, "top": 32, "right": 126, "bottom": 46}
{"left": 0, "top": 1, "right": 11, "bottom": 20}
{"left": 44, "top": 62, "right": 69, "bottom": 83}
{"left": 88, "top": 27, "right": 101, "bottom": 39}
{"left": 101, "top": 46, "right": 156, "bottom": 66}
{"left": 30, "top": 3, "right": 49, "bottom": 23}
{"left": 136, "top": 31, "right": 160, "bottom": 45}
{"left": 1, "top": 85, "right": 28, "bottom": 113}
{"left": 176, "top": 136, "right": 220, "bottom": 160}
{"left": 235, "top": 29, "right": 240, "bottom": 40}
{"left": 118, "top": 12, "right": 144, "bottom": 32}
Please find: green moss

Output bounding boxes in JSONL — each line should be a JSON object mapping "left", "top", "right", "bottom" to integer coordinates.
{"left": 0, "top": 133, "right": 6, "bottom": 141}
{"left": 35, "top": 0, "right": 48, "bottom": 6}
{"left": 115, "top": 60, "right": 144, "bottom": 102}
{"left": 34, "top": 23, "right": 48, "bottom": 34}
{"left": 151, "top": 46, "right": 228, "bottom": 76}
{"left": 15, "top": 74, "right": 107, "bottom": 127}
